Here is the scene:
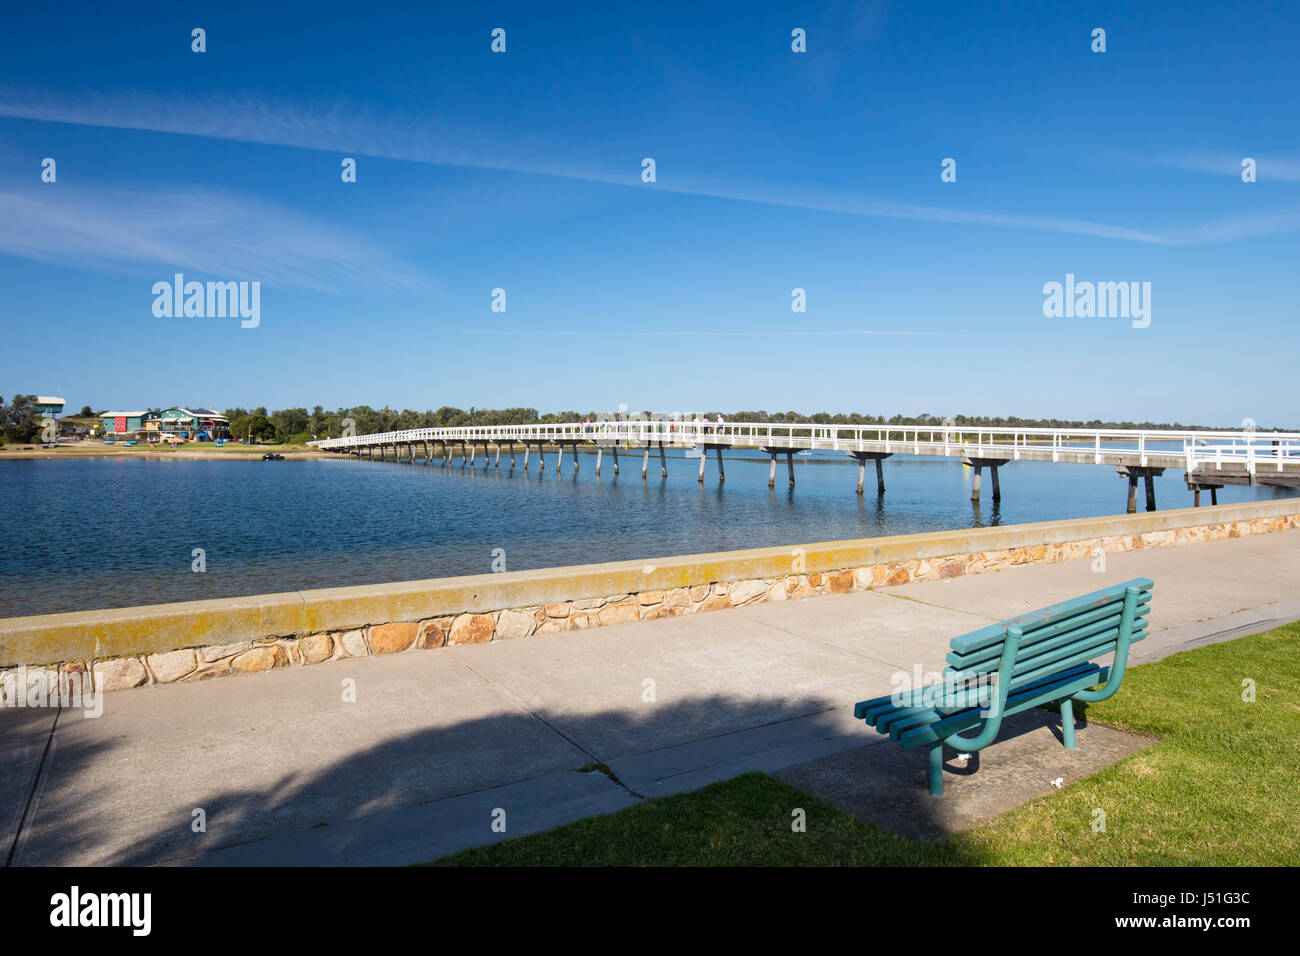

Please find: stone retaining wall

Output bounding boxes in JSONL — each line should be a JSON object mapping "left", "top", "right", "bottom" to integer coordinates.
{"left": 2, "top": 500, "right": 1297, "bottom": 696}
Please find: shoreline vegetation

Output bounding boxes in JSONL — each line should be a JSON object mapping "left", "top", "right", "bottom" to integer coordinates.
{"left": 3, "top": 395, "right": 1289, "bottom": 454}
{"left": 2, "top": 400, "right": 1288, "bottom": 463}
{"left": 202, "top": 406, "right": 1299, "bottom": 442}
{"left": 0, "top": 441, "right": 321, "bottom": 461}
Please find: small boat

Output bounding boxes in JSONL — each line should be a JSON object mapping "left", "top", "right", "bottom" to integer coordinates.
{"left": 262, "top": 453, "right": 285, "bottom": 461}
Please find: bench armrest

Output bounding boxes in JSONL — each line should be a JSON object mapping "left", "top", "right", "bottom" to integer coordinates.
{"left": 1072, "top": 586, "right": 1140, "bottom": 703}
{"left": 942, "top": 625, "right": 1021, "bottom": 751}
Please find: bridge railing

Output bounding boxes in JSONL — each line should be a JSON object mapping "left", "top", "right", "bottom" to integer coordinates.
{"left": 1186, "top": 437, "right": 1300, "bottom": 475}
{"left": 311, "top": 421, "right": 1300, "bottom": 471}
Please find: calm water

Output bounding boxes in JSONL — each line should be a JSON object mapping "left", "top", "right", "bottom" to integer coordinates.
{"left": 1, "top": 451, "right": 1292, "bottom": 617}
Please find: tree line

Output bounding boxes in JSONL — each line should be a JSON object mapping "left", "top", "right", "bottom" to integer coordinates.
{"left": 0, "top": 395, "right": 1286, "bottom": 446}
{"left": 215, "top": 404, "right": 1292, "bottom": 443}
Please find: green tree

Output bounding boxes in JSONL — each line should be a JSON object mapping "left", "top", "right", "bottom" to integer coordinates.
{"left": 1, "top": 395, "right": 43, "bottom": 443}
{"left": 229, "top": 413, "right": 276, "bottom": 442}
{"left": 270, "top": 407, "right": 309, "bottom": 440}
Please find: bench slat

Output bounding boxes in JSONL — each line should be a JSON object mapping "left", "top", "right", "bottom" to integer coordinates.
{"left": 1008, "top": 618, "right": 1148, "bottom": 678}
{"left": 945, "top": 616, "right": 1149, "bottom": 683}
{"left": 859, "top": 660, "right": 1102, "bottom": 741}
{"left": 897, "top": 663, "right": 1107, "bottom": 750}
{"left": 1008, "top": 628, "right": 1145, "bottom": 691}
{"left": 947, "top": 577, "right": 1153, "bottom": 655}
{"left": 945, "top": 598, "right": 1151, "bottom": 672}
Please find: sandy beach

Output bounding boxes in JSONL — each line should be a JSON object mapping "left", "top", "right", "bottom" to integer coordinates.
{"left": 0, "top": 442, "right": 330, "bottom": 461}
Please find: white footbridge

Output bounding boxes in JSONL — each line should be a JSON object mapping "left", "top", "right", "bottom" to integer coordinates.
{"left": 311, "top": 420, "right": 1300, "bottom": 511}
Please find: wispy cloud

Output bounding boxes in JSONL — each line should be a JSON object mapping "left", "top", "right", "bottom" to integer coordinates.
{"left": 456, "top": 328, "right": 961, "bottom": 337}
{"left": 0, "top": 184, "right": 433, "bottom": 292}
{"left": 1154, "top": 153, "right": 1300, "bottom": 183}
{"left": 3, "top": 87, "right": 1298, "bottom": 246}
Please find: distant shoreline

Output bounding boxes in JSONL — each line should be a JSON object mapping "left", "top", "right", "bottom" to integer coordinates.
{"left": 0, "top": 443, "right": 327, "bottom": 461}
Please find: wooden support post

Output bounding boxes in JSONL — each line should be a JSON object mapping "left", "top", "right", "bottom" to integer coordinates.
{"left": 611, "top": 445, "right": 619, "bottom": 475}
{"left": 715, "top": 446, "right": 725, "bottom": 483}
{"left": 990, "top": 465, "right": 1001, "bottom": 502}
{"left": 1145, "top": 475, "right": 1157, "bottom": 512}
{"left": 461, "top": 441, "right": 468, "bottom": 467}
{"left": 769, "top": 452, "right": 777, "bottom": 488}
{"left": 1211, "top": 487, "right": 1218, "bottom": 505}
{"left": 557, "top": 444, "right": 565, "bottom": 475}
{"left": 573, "top": 444, "right": 579, "bottom": 473}
{"left": 698, "top": 449, "right": 705, "bottom": 483}
{"left": 971, "top": 465, "right": 982, "bottom": 503}
{"left": 509, "top": 444, "right": 515, "bottom": 469}
{"left": 494, "top": 444, "right": 500, "bottom": 469}
{"left": 596, "top": 447, "right": 603, "bottom": 475}
{"left": 523, "top": 445, "right": 530, "bottom": 470}
{"left": 538, "top": 444, "right": 546, "bottom": 473}
{"left": 876, "top": 457, "right": 886, "bottom": 495}
{"left": 659, "top": 443, "right": 667, "bottom": 478}
{"left": 787, "top": 451, "right": 795, "bottom": 487}
{"left": 642, "top": 446, "right": 649, "bottom": 480}
{"left": 856, "top": 458, "right": 865, "bottom": 495}
{"left": 1194, "top": 488, "right": 1200, "bottom": 507}
{"left": 1127, "top": 475, "right": 1138, "bottom": 513}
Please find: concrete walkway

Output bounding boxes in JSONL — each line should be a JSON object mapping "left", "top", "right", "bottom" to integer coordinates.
{"left": 5, "top": 530, "right": 1299, "bottom": 866}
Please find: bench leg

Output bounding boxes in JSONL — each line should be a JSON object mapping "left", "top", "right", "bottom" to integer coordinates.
{"left": 928, "top": 744, "right": 944, "bottom": 796}
{"left": 1061, "top": 699, "right": 1076, "bottom": 750}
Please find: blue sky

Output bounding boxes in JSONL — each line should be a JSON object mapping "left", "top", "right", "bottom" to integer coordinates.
{"left": 1, "top": 1, "right": 1297, "bottom": 424}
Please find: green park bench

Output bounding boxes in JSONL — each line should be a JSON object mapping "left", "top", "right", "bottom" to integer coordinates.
{"left": 854, "top": 577, "right": 1153, "bottom": 796}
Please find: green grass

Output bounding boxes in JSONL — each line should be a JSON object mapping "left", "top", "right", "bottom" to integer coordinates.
{"left": 432, "top": 622, "right": 1300, "bottom": 866}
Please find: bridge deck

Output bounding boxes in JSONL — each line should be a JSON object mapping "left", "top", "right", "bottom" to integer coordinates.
{"left": 312, "top": 420, "right": 1300, "bottom": 484}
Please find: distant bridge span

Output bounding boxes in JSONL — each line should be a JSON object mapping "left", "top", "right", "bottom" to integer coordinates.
{"left": 311, "top": 421, "right": 1300, "bottom": 512}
